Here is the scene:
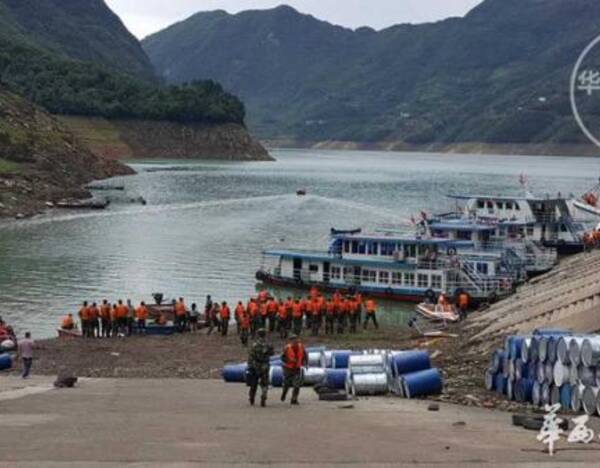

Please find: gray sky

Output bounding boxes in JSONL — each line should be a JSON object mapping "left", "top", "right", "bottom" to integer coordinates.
{"left": 105, "top": 0, "right": 483, "bottom": 39}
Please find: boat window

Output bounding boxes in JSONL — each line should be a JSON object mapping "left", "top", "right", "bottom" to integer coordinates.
{"left": 486, "top": 201, "right": 493, "bottom": 209}
{"left": 431, "top": 274, "right": 442, "bottom": 290}
{"left": 404, "top": 244, "right": 416, "bottom": 258}
{"left": 477, "top": 200, "right": 485, "bottom": 209}
{"left": 527, "top": 226, "right": 534, "bottom": 236}
{"left": 457, "top": 231, "right": 471, "bottom": 240}
{"left": 560, "top": 224, "right": 568, "bottom": 233}
{"left": 417, "top": 274, "right": 429, "bottom": 288}
{"left": 351, "top": 241, "right": 359, "bottom": 254}
{"left": 309, "top": 264, "right": 319, "bottom": 273}
{"left": 358, "top": 241, "right": 367, "bottom": 255}
{"left": 497, "top": 202, "right": 504, "bottom": 210}
{"left": 379, "top": 271, "right": 390, "bottom": 284}
{"left": 380, "top": 242, "right": 395, "bottom": 256}
{"left": 391, "top": 272, "right": 402, "bottom": 285}
{"left": 514, "top": 202, "right": 520, "bottom": 210}
{"left": 506, "top": 202, "right": 513, "bottom": 210}
{"left": 344, "top": 241, "right": 350, "bottom": 253}
{"left": 404, "top": 272, "right": 415, "bottom": 286}
{"left": 331, "top": 266, "right": 341, "bottom": 280}
{"left": 343, "top": 267, "right": 354, "bottom": 279}
{"left": 368, "top": 242, "right": 379, "bottom": 255}
{"left": 362, "top": 269, "right": 377, "bottom": 283}
{"left": 476, "top": 262, "right": 489, "bottom": 275}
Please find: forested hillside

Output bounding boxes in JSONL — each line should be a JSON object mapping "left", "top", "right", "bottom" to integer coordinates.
{"left": 143, "top": 0, "right": 600, "bottom": 148}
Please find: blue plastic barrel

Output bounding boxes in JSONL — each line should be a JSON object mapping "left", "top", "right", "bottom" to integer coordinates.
{"left": 402, "top": 368, "right": 443, "bottom": 398}
{"left": 324, "top": 369, "right": 348, "bottom": 389}
{"left": 559, "top": 384, "right": 572, "bottom": 409}
{"left": 515, "top": 378, "right": 534, "bottom": 403}
{"left": 0, "top": 353, "right": 12, "bottom": 371}
{"left": 269, "top": 366, "right": 284, "bottom": 387}
{"left": 331, "top": 350, "right": 359, "bottom": 369}
{"left": 391, "top": 351, "right": 431, "bottom": 377}
{"left": 222, "top": 363, "right": 247, "bottom": 383}
{"left": 509, "top": 336, "right": 525, "bottom": 361}
{"left": 494, "top": 373, "right": 507, "bottom": 395}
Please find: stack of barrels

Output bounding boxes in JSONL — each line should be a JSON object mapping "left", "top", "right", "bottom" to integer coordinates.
{"left": 0, "top": 339, "right": 15, "bottom": 371}
{"left": 223, "top": 347, "right": 443, "bottom": 399}
{"left": 485, "top": 329, "right": 600, "bottom": 416}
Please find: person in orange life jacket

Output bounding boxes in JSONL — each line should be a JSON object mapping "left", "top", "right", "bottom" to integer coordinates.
{"left": 348, "top": 297, "right": 359, "bottom": 333}
{"left": 88, "top": 302, "right": 100, "bottom": 338}
{"left": 277, "top": 300, "right": 289, "bottom": 339}
{"left": 281, "top": 334, "right": 307, "bottom": 405}
{"left": 110, "top": 304, "right": 118, "bottom": 337}
{"left": 364, "top": 298, "right": 379, "bottom": 330}
{"left": 337, "top": 298, "right": 348, "bottom": 334}
{"left": 267, "top": 299, "right": 278, "bottom": 333}
{"left": 259, "top": 301, "right": 268, "bottom": 328}
{"left": 234, "top": 301, "right": 245, "bottom": 335}
{"left": 310, "top": 298, "right": 323, "bottom": 336}
{"left": 220, "top": 302, "right": 231, "bottom": 336}
{"left": 116, "top": 299, "right": 129, "bottom": 335}
{"left": 239, "top": 308, "right": 251, "bottom": 346}
{"left": 61, "top": 314, "right": 74, "bottom": 330}
{"left": 247, "top": 299, "right": 259, "bottom": 337}
{"left": 291, "top": 299, "right": 303, "bottom": 336}
{"left": 79, "top": 301, "right": 90, "bottom": 338}
{"left": 174, "top": 297, "right": 187, "bottom": 332}
{"left": 207, "top": 302, "right": 220, "bottom": 335}
{"left": 99, "top": 300, "right": 111, "bottom": 338}
{"left": 325, "top": 299, "right": 336, "bottom": 335}
{"left": 135, "top": 301, "right": 148, "bottom": 334}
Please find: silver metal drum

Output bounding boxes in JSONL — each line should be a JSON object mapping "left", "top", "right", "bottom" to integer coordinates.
{"left": 579, "top": 365, "right": 596, "bottom": 386}
{"left": 544, "top": 362, "right": 554, "bottom": 385}
{"left": 307, "top": 351, "right": 322, "bottom": 368}
{"left": 532, "top": 380, "right": 541, "bottom": 407}
{"left": 538, "top": 336, "right": 549, "bottom": 363}
{"left": 349, "top": 373, "right": 390, "bottom": 396}
{"left": 556, "top": 337, "right": 571, "bottom": 365}
{"left": 320, "top": 350, "right": 333, "bottom": 368}
{"left": 580, "top": 338, "right": 600, "bottom": 367}
{"left": 541, "top": 382, "right": 551, "bottom": 406}
{"left": 571, "top": 384, "right": 584, "bottom": 412}
{"left": 569, "top": 337, "right": 588, "bottom": 367}
{"left": 569, "top": 364, "right": 580, "bottom": 386}
{"left": 302, "top": 367, "right": 327, "bottom": 386}
{"left": 521, "top": 337, "right": 532, "bottom": 363}
{"left": 581, "top": 386, "right": 599, "bottom": 416}
{"left": 550, "top": 385, "right": 561, "bottom": 405}
{"left": 536, "top": 361, "right": 546, "bottom": 384}
{"left": 553, "top": 361, "right": 570, "bottom": 387}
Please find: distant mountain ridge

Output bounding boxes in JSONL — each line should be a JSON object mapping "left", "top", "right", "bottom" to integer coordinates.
{"left": 1, "top": 0, "right": 155, "bottom": 82}
{"left": 143, "top": 0, "right": 600, "bottom": 151}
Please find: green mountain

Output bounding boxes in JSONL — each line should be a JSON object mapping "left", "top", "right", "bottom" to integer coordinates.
{"left": 1, "top": 0, "right": 155, "bottom": 82}
{"left": 143, "top": 0, "right": 600, "bottom": 147}
{"left": 0, "top": 0, "right": 245, "bottom": 126}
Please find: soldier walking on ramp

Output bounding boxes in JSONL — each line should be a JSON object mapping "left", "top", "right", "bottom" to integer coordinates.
{"left": 281, "top": 334, "right": 307, "bottom": 405}
{"left": 247, "top": 329, "right": 274, "bottom": 407}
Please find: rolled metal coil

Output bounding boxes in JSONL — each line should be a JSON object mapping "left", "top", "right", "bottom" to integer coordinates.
{"left": 402, "top": 368, "right": 443, "bottom": 398}
{"left": 580, "top": 337, "right": 600, "bottom": 368}
{"left": 349, "top": 372, "right": 390, "bottom": 396}
{"left": 581, "top": 386, "right": 599, "bottom": 416}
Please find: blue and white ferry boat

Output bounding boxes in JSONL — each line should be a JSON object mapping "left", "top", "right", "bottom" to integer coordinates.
{"left": 256, "top": 229, "right": 517, "bottom": 304}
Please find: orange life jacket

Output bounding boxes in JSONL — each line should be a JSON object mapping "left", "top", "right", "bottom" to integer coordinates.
{"left": 135, "top": 306, "right": 148, "bottom": 320}
{"left": 88, "top": 306, "right": 99, "bottom": 320}
{"left": 292, "top": 303, "right": 302, "bottom": 318}
{"left": 61, "top": 315, "right": 73, "bottom": 328}
{"left": 366, "top": 299, "right": 376, "bottom": 314}
{"left": 117, "top": 304, "right": 129, "bottom": 319}
{"left": 79, "top": 307, "right": 89, "bottom": 320}
{"left": 278, "top": 304, "right": 287, "bottom": 319}
{"left": 283, "top": 342, "right": 306, "bottom": 370}
{"left": 267, "top": 300, "right": 278, "bottom": 315}
{"left": 326, "top": 302, "right": 335, "bottom": 317}
{"left": 248, "top": 302, "right": 258, "bottom": 318}
{"left": 100, "top": 305, "right": 111, "bottom": 319}
{"left": 220, "top": 305, "right": 230, "bottom": 320}
{"left": 260, "top": 303, "right": 268, "bottom": 317}
{"left": 235, "top": 304, "right": 245, "bottom": 319}
{"left": 175, "top": 302, "right": 186, "bottom": 317}
{"left": 240, "top": 312, "right": 250, "bottom": 329}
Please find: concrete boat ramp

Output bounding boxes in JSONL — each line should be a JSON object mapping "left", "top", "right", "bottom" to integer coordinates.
{"left": 1, "top": 376, "right": 599, "bottom": 467}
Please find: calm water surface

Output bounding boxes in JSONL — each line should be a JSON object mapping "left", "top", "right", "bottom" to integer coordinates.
{"left": 1, "top": 149, "right": 599, "bottom": 337}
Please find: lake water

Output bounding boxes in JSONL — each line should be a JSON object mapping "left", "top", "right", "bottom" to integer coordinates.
{"left": 1, "top": 149, "right": 599, "bottom": 338}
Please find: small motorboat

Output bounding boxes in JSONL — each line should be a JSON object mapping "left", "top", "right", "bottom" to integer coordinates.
{"left": 415, "top": 302, "right": 460, "bottom": 323}
{"left": 57, "top": 328, "right": 83, "bottom": 339}
{"left": 55, "top": 199, "right": 110, "bottom": 210}
{"left": 296, "top": 189, "right": 307, "bottom": 196}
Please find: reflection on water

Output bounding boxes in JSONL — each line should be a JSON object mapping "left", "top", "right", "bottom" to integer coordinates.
{"left": 1, "top": 149, "right": 599, "bottom": 337}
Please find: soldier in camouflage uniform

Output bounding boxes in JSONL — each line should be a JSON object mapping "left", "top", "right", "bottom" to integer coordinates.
{"left": 247, "top": 329, "right": 274, "bottom": 407}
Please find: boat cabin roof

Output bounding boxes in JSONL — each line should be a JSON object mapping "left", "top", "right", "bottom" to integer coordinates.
{"left": 447, "top": 194, "right": 568, "bottom": 203}
{"left": 333, "top": 232, "right": 474, "bottom": 247}
{"left": 428, "top": 221, "right": 496, "bottom": 232}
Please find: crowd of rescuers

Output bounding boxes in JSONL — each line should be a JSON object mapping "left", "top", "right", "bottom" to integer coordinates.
{"left": 60, "top": 287, "right": 380, "bottom": 342}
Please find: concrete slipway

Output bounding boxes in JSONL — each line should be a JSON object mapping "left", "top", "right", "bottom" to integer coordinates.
{"left": 1, "top": 376, "right": 599, "bottom": 467}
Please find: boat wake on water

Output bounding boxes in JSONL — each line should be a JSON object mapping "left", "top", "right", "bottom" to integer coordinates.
{"left": 0, "top": 194, "right": 295, "bottom": 229}
{"left": 307, "top": 194, "right": 412, "bottom": 225}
